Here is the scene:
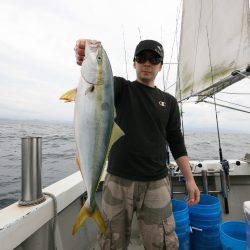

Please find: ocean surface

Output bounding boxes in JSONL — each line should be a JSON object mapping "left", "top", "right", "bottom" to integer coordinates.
{"left": 0, "top": 119, "right": 250, "bottom": 209}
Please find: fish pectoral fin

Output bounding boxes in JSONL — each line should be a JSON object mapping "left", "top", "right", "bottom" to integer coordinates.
{"left": 92, "top": 207, "right": 106, "bottom": 235}
{"left": 59, "top": 88, "right": 77, "bottom": 102}
{"left": 85, "top": 85, "right": 95, "bottom": 95}
{"left": 72, "top": 205, "right": 89, "bottom": 235}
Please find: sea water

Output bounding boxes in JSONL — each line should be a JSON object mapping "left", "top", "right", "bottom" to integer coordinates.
{"left": 1, "top": 118, "right": 250, "bottom": 209}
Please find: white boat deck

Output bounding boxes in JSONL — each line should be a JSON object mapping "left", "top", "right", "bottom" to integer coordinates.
{"left": 0, "top": 160, "right": 249, "bottom": 250}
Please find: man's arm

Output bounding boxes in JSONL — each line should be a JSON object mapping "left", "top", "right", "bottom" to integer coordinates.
{"left": 166, "top": 96, "right": 200, "bottom": 205}
{"left": 175, "top": 155, "right": 200, "bottom": 206}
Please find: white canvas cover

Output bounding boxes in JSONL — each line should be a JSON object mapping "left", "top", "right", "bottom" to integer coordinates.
{"left": 176, "top": 0, "right": 250, "bottom": 101}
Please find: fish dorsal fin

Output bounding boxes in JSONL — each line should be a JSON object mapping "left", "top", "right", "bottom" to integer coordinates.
{"left": 59, "top": 88, "right": 77, "bottom": 102}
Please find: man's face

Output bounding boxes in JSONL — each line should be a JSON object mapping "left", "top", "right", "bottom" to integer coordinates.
{"left": 134, "top": 50, "right": 162, "bottom": 84}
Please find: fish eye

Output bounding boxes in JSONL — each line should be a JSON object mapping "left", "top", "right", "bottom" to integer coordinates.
{"left": 97, "top": 56, "right": 102, "bottom": 62}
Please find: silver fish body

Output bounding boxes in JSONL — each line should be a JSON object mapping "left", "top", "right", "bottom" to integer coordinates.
{"left": 60, "top": 40, "right": 122, "bottom": 234}
{"left": 74, "top": 40, "right": 114, "bottom": 212}
{"left": 61, "top": 40, "right": 121, "bottom": 235}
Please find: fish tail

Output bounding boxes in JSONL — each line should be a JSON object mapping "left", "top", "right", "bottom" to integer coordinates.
{"left": 72, "top": 204, "right": 89, "bottom": 235}
{"left": 92, "top": 206, "right": 106, "bottom": 234}
{"left": 72, "top": 204, "right": 106, "bottom": 235}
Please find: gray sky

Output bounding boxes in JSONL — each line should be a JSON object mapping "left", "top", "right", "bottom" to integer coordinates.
{"left": 0, "top": 0, "right": 249, "bottom": 133}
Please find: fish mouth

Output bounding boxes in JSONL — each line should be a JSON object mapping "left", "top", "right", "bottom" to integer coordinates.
{"left": 88, "top": 40, "right": 102, "bottom": 50}
{"left": 82, "top": 75, "right": 103, "bottom": 85}
{"left": 82, "top": 74, "right": 96, "bottom": 85}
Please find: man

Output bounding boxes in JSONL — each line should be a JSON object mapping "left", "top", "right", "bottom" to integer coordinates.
{"left": 75, "top": 39, "right": 200, "bottom": 249}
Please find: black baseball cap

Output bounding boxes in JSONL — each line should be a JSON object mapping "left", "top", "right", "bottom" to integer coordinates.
{"left": 134, "top": 40, "right": 164, "bottom": 60}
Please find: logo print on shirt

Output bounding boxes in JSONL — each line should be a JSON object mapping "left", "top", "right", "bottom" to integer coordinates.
{"left": 159, "top": 101, "right": 166, "bottom": 107}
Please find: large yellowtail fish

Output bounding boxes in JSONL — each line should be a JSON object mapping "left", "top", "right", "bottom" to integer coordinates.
{"left": 60, "top": 40, "right": 123, "bottom": 235}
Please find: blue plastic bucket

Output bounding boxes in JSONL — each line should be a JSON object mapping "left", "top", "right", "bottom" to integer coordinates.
{"left": 188, "top": 194, "right": 222, "bottom": 250}
{"left": 190, "top": 238, "right": 222, "bottom": 250}
{"left": 188, "top": 194, "right": 221, "bottom": 215}
{"left": 172, "top": 199, "right": 190, "bottom": 250}
{"left": 247, "top": 221, "right": 250, "bottom": 250}
{"left": 190, "top": 211, "right": 221, "bottom": 227}
{"left": 177, "top": 232, "right": 190, "bottom": 250}
{"left": 192, "top": 224, "right": 220, "bottom": 241}
{"left": 220, "top": 221, "right": 246, "bottom": 250}
{"left": 191, "top": 225, "right": 221, "bottom": 248}
{"left": 172, "top": 199, "right": 190, "bottom": 233}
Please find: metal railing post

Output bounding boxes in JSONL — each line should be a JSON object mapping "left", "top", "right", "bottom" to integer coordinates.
{"left": 19, "top": 137, "right": 45, "bottom": 206}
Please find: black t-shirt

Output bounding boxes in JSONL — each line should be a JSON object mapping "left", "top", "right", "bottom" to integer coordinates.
{"left": 107, "top": 76, "right": 187, "bottom": 181}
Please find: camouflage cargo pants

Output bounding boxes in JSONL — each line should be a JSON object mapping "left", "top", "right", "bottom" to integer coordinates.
{"left": 99, "top": 174, "right": 178, "bottom": 250}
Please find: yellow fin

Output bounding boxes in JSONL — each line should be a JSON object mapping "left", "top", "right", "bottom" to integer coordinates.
{"left": 76, "top": 155, "right": 80, "bottom": 168}
{"left": 72, "top": 205, "right": 89, "bottom": 235}
{"left": 60, "top": 88, "right": 77, "bottom": 102}
{"left": 96, "top": 122, "right": 124, "bottom": 188}
{"left": 92, "top": 207, "right": 106, "bottom": 235}
{"left": 107, "top": 122, "right": 124, "bottom": 153}
{"left": 72, "top": 205, "right": 106, "bottom": 235}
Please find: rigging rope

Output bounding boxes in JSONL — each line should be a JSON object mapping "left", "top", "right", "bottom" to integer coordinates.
{"left": 175, "top": 0, "right": 185, "bottom": 138}
{"left": 221, "top": 91, "right": 250, "bottom": 95}
{"left": 203, "top": 100, "right": 250, "bottom": 114}
{"left": 210, "top": 97, "right": 250, "bottom": 110}
{"left": 164, "top": 0, "right": 182, "bottom": 91}
{"left": 191, "top": 0, "right": 203, "bottom": 96}
{"left": 43, "top": 192, "right": 58, "bottom": 250}
{"left": 166, "top": 81, "right": 177, "bottom": 91}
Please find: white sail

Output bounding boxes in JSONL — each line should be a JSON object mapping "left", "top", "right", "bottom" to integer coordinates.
{"left": 176, "top": 0, "right": 250, "bottom": 101}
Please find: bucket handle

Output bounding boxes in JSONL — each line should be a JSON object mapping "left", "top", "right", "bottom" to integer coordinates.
{"left": 190, "top": 226, "right": 203, "bottom": 233}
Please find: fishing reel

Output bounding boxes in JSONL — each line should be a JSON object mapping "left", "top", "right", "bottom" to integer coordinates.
{"left": 221, "top": 159, "right": 230, "bottom": 175}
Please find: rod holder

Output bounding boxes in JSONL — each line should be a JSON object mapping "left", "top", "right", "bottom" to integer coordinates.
{"left": 220, "top": 169, "right": 229, "bottom": 214}
{"left": 201, "top": 170, "right": 209, "bottom": 194}
{"left": 19, "top": 137, "right": 45, "bottom": 206}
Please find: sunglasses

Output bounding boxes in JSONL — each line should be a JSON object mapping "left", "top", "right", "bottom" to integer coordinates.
{"left": 135, "top": 53, "right": 162, "bottom": 65}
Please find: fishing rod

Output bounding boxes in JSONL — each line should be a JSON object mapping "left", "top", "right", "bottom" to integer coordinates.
{"left": 161, "top": 25, "right": 165, "bottom": 92}
{"left": 122, "top": 25, "right": 129, "bottom": 80}
{"left": 206, "top": 27, "right": 229, "bottom": 213}
{"left": 138, "top": 27, "right": 142, "bottom": 41}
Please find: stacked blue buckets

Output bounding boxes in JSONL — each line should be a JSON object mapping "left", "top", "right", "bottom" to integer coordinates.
{"left": 173, "top": 195, "right": 248, "bottom": 249}
{"left": 189, "top": 194, "right": 222, "bottom": 250}
{"left": 172, "top": 199, "right": 190, "bottom": 250}
{"left": 220, "top": 221, "right": 247, "bottom": 250}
